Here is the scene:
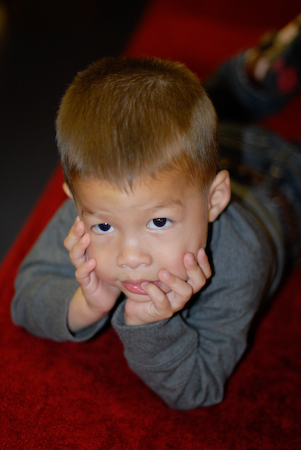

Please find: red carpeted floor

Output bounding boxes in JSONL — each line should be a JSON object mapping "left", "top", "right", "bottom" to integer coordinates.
{"left": 1, "top": 1, "right": 301, "bottom": 448}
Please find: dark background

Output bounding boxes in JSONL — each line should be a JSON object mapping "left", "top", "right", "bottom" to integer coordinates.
{"left": 0, "top": 0, "right": 150, "bottom": 262}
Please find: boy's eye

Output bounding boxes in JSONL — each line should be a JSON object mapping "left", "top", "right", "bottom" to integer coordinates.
{"left": 147, "top": 218, "right": 172, "bottom": 229}
{"left": 93, "top": 223, "right": 115, "bottom": 234}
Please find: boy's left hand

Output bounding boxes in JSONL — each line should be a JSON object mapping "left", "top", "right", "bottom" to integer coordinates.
{"left": 124, "top": 248, "right": 211, "bottom": 326}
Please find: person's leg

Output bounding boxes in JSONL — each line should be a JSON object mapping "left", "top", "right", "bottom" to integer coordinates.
{"left": 218, "top": 123, "right": 301, "bottom": 263}
{"left": 205, "top": 15, "right": 301, "bottom": 122}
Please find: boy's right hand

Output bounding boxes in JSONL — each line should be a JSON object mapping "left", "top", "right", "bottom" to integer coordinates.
{"left": 64, "top": 216, "right": 121, "bottom": 333}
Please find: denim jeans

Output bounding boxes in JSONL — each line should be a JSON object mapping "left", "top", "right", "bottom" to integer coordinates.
{"left": 204, "top": 53, "right": 292, "bottom": 121}
{"left": 204, "top": 53, "right": 301, "bottom": 263}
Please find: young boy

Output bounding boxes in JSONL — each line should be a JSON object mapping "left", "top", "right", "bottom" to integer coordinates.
{"left": 12, "top": 19, "right": 301, "bottom": 410}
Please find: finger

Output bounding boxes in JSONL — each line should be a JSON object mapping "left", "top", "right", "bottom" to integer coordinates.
{"left": 196, "top": 248, "right": 212, "bottom": 279}
{"left": 69, "top": 233, "right": 91, "bottom": 269}
{"left": 184, "top": 252, "right": 204, "bottom": 287}
{"left": 183, "top": 251, "right": 211, "bottom": 294}
{"left": 64, "top": 216, "right": 85, "bottom": 251}
{"left": 75, "top": 258, "right": 97, "bottom": 289}
{"left": 141, "top": 282, "right": 173, "bottom": 319}
{"left": 158, "top": 269, "right": 193, "bottom": 303}
{"left": 64, "top": 216, "right": 84, "bottom": 251}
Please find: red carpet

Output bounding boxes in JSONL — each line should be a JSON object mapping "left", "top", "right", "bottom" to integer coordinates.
{"left": 1, "top": 1, "right": 301, "bottom": 448}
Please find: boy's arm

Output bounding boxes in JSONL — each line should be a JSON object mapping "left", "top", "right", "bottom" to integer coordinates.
{"left": 112, "top": 209, "right": 276, "bottom": 410}
{"left": 112, "top": 285, "right": 258, "bottom": 409}
{"left": 112, "top": 270, "right": 268, "bottom": 410}
{"left": 12, "top": 200, "right": 110, "bottom": 341}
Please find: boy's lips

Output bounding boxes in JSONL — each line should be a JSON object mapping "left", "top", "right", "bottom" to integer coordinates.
{"left": 121, "top": 280, "right": 161, "bottom": 295}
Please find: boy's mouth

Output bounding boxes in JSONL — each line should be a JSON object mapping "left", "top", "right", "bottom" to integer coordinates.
{"left": 121, "top": 280, "right": 161, "bottom": 295}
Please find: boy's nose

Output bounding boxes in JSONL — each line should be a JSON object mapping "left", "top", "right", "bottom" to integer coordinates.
{"left": 117, "top": 241, "right": 152, "bottom": 269}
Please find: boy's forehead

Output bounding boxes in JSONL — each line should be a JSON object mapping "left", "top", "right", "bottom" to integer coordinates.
{"left": 74, "top": 172, "right": 204, "bottom": 212}
{"left": 75, "top": 171, "right": 201, "bottom": 195}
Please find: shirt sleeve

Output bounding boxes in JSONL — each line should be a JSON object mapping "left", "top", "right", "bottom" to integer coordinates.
{"left": 112, "top": 204, "right": 278, "bottom": 409}
{"left": 11, "top": 199, "right": 109, "bottom": 342}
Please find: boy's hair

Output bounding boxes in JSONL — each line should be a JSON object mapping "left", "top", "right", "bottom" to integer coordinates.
{"left": 56, "top": 56, "right": 219, "bottom": 195}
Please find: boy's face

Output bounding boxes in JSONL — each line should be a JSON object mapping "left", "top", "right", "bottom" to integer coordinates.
{"left": 74, "top": 173, "right": 211, "bottom": 301}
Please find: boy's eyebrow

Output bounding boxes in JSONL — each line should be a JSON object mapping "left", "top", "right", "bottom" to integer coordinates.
{"left": 152, "top": 199, "right": 184, "bottom": 210}
{"left": 78, "top": 204, "right": 97, "bottom": 217}
{"left": 81, "top": 206, "right": 99, "bottom": 217}
{"left": 81, "top": 198, "right": 184, "bottom": 217}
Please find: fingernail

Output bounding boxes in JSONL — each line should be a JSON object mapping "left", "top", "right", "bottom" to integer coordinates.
{"left": 160, "top": 270, "right": 169, "bottom": 280}
{"left": 186, "top": 254, "right": 194, "bottom": 264}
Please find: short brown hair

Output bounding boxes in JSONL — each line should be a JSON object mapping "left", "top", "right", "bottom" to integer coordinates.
{"left": 56, "top": 56, "right": 219, "bottom": 194}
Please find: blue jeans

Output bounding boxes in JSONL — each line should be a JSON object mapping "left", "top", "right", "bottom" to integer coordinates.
{"left": 205, "top": 53, "right": 301, "bottom": 263}
{"left": 204, "top": 53, "right": 293, "bottom": 120}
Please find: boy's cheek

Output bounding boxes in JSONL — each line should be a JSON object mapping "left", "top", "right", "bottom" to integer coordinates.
{"left": 85, "top": 234, "right": 105, "bottom": 261}
{"left": 162, "top": 257, "right": 189, "bottom": 282}
{"left": 85, "top": 244, "right": 109, "bottom": 273}
{"left": 93, "top": 263, "right": 116, "bottom": 287}
{"left": 85, "top": 243, "right": 94, "bottom": 261}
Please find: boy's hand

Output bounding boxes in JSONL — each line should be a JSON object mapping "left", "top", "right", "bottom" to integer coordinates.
{"left": 124, "top": 248, "right": 211, "bottom": 326}
{"left": 64, "top": 216, "right": 121, "bottom": 332}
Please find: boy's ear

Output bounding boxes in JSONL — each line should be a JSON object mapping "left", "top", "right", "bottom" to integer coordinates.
{"left": 62, "top": 182, "right": 73, "bottom": 199}
{"left": 208, "top": 170, "right": 231, "bottom": 222}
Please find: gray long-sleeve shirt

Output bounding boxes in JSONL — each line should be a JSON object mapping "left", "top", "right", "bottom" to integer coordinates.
{"left": 12, "top": 197, "right": 281, "bottom": 409}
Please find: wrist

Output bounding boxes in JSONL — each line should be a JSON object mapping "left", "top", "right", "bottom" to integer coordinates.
{"left": 124, "top": 312, "right": 143, "bottom": 326}
{"left": 67, "top": 287, "right": 109, "bottom": 333}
